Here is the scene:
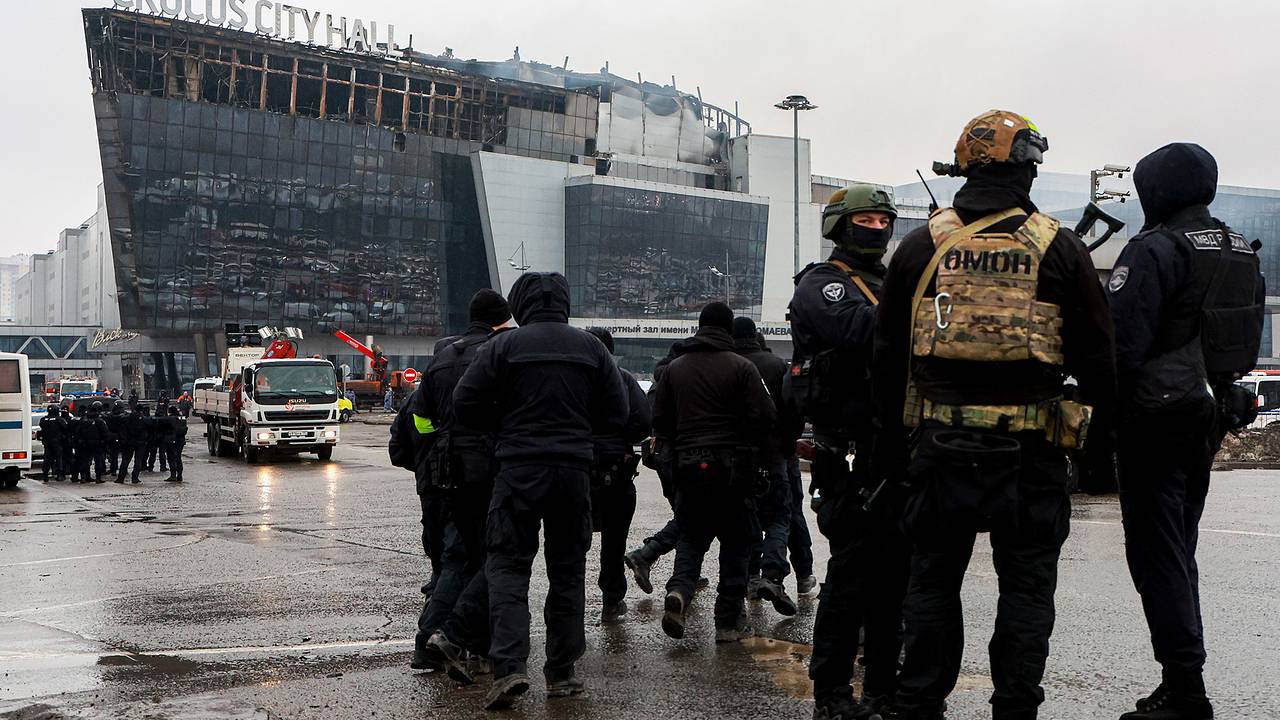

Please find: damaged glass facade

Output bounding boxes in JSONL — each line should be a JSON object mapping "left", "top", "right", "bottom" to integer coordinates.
{"left": 565, "top": 181, "right": 769, "bottom": 319}
{"left": 84, "top": 8, "right": 597, "bottom": 337}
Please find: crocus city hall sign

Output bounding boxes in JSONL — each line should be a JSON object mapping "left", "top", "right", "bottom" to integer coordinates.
{"left": 111, "top": 1, "right": 404, "bottom": 56}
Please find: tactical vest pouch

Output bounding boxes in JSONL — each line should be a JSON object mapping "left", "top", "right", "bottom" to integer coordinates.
{"left": 902, "top": 428, "right": 1022, "bottom": 538}
{"left": 591, "top": 453, "right": 641, "bottom": 488}
{"left": 920, "top": 398, "right": 1091, "bottom": 451}
{"left": 426, "top": 437, "right": 455, "bottom": 490}
{"left": 1202, "top": 304, "right": 1263, "bottom": 380}
{"left": 1131, "top": 338, "right": 1215, "bottom": 417}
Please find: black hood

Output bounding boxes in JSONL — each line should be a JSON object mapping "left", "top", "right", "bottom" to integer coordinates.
{"left": 682, "top": 326, "right": 736, "bottom": 353}
{"left": 507, "top": 272, "right": 570, "bottom": 325}
{"left": 953, "top": 162, "right": 1039, "bottom": 220}
{"left": 1134, "top": 142, "right": 1218, "bottom": 231}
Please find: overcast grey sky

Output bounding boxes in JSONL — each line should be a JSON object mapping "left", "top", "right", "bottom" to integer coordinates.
{"left": 3, "top": 0, "right": 1278, "bottom": 256}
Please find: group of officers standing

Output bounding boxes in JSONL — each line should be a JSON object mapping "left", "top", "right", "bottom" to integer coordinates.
{"left": 37, "top": 399, "right": 189, "bottom": 484}
{"left": 389, "top": 109, "right": 1264, "bottom": 720}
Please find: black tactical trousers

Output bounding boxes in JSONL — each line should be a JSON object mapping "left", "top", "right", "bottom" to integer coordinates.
{"left": 117, "top": 444, "right": 146, "bottom": 482}
{"left": 146, "top": 442, "right": 167, "bottom": 472}
{"left": 809, "top": 445, "right": 911, "bottom": 704}
{"left": 418, "top": 481, "right": 490, "bottom": 649}
{"left": 1118, "top": 411, "right": 1215, "bottom": 694}
{"left": 418, "top": 491, "right": 447, "bottom": 583}
{"left": 486, "top": 462, "right": 592, "bottom": 682}
{"left": 77, "top": 445, "right": 107, "bottom": 481}
{"left": 42, "top": 442, "right": 63, "bottom": 479}
{"left": 895, "top": 429, "right": 1071, "bottom": 719}
{"left": 591, "top": 479, "right": 637, "bottom": 606}
{"left": 748, "top": 458, "right": 792, "bottom": 582}
{"left": 166, "top": 442, "right": 183, "bottom": 478}
{"left": 666, "top": 473, "right": 755, "bottom": 629}
{"left": 787, "top": 455, "right": 815, "bottom": 578}
{"left": 107, "top": 442, "right": 120, "bottom": 474}
{"left": 638, "top": 457, "right": 679, "bottom": 562}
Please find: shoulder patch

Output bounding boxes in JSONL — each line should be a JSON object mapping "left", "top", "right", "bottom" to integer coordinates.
{"left": 1184, "top": 229, "right": 1223, "bottom": 251}
{"left": 821, "top": 282, "right": 846, "bottom": 303}
{"left": 1108, "top": 266, "right": 1130, "bottom": 293}
{"left": 1228, "top": 232, "right": 1254, "bottom": 254}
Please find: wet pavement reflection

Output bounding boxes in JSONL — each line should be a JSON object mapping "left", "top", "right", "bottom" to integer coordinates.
{"left": 2, "top": 422, "right": 1278, "bottom": 719}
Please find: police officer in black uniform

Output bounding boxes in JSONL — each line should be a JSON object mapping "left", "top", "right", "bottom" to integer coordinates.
{"left": 875, "top": 110, "right": 1116, "bottom": 720}
{"left": 790, "top": 182, "right": 906, "bottom": 720}
{"left": 105, "top": 400, "right": 127, "bottom": 476}
{"left": 63, "top": 408, "right": 82, "bottom": 483}
{"left": 652, "top": 302, "right": 776, "bottom": 644}
{"left": 1108, "top": 143, "right": 1264, "bottom": 720}
{"left": 583, "top": 327, "right": 652, "bottom": 620}
{"left": 453, "top": 272, "right": 628, "bottom": 711}
{"left": 116, "top": 405, "right": 151, "bottom": 484}
{"left": 164, "top": 406, "right": 187, "bottom": 482}
{"left": 146, "top": 404, "right": 170, "bottom": 473}
{"left": 732, "top": 316, "right": 800, "bottom": 617}
{"left": 38, "top": 405, "right": 67, "bottom": 482}
{"left": 77, "top": 401, "right": 110, "bottom": 483}
{"left": 411, "top": 289, "right": 510, "bottom": 676}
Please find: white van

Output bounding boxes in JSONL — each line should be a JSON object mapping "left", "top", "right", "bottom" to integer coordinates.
{"left": 0, "top": 352, "right": 33, "bottom": 488}
{"left": 1236, "top": 371, "right": 1280, "bottom": 430}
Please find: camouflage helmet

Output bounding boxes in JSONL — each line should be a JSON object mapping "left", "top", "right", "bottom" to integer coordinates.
{"left": 821, "top": 184, "right": 897, "bottom": 239}
{"left": 951, "top": 109, "right": 1049, "bottom": 173}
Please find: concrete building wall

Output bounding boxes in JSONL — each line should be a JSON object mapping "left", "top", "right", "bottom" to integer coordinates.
{"left": 727, "top": 134, "right": 823, "bottom": 323}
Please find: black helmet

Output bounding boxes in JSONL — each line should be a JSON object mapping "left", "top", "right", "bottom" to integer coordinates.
{"left": 47, "top": 404, "right": 58, "bottom": 414}
{"left": 90, "top": 400, "right": 104, "bottom": 412}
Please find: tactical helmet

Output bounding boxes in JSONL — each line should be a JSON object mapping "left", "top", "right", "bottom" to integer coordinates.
{"left": 945, "top": 109, "right": 1048, "bottom": 175}
{"left": 90, "top": 400, "right": 104, "bottom": 412}
{"left": 821, "top": 184, "right": 898, "bottom": 239}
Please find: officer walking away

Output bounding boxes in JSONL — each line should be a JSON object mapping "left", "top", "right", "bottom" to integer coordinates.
{"left": 789, "top": 182, "right": 906, "bottom": 720}
{"left": 653, "top": 302, "right": 776, "bottom": 643}
{"left": 105, "top": 400, "right": 127, "bottom": 476}
{"left": 37, "top": 405, "right": 67, "bottom": 482}
{"left": 116, "top": 405, "right": 151, "bottom": 484}
{"left": 732, "top": 317, "right": 799, "bottom": 617}
{"left": 583, "top": 327, "right": 653, "bottom": 620}
{"left": 874, "top": 110, "right": 1116, "bottom": 720}
{"left": 453, "top": 272, "right": 628, "bottom": 711}
{"left": 411, "top": 289, "right": 510, "bottom": 675}
{"left": 164, "top": 406, "right": 187, "bottom": 482}
{"left": 1108, "top": 143, "right": 1264, "bottom": 720}
{"left": 77, "top": 401, "right": 111, "bottom": 483}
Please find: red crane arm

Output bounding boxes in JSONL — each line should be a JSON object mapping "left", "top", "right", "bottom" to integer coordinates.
{"left": 334, "top": 330, "right": 376, "bottom": 360}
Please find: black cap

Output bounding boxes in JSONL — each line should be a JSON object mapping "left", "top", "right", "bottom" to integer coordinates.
{"left": 469, "top": 288, "right": 512, "bottom": 326}
{"left": 698, "top": 302, "right": 734, "bottom": 332}
{"left": 732, "top": 316, "right": 757, "bottom": 340}
{"left": 585, "top": 327, "right": 615, "bottom": 354}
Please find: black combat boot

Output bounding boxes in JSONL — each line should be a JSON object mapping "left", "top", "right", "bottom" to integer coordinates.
{"left": 422, "top": 630, "right": 472, "bottom": 684}
{"left": 483, "top": 673, "right": 530, "bottom": 711}
{"left": 756, "top": 577, "right": 798, "bottom": 616}
{"left": 546, "top": 676, "right": 585, "bottom": 699}
{"left": 623, "top": 545, "right": 658, "bottom": 594}
{"left": 813, "top": 696, "right": 882, "bottom": 720}
{"left": 1118, "top": 690, "right": 1213, "bottom": 720}
{"left": 661, "top": 590, "right": 687, "bottom": 639}
{"left": 601, "top": 599, "right": 627, "bottom": 620}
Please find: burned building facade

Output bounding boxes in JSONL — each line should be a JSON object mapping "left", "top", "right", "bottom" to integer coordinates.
{"left": 82, "top": 6, "right": 822, "bottom": 379}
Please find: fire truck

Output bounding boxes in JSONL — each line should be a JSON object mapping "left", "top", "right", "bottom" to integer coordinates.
{"left": 193, "top": 326, "right": 341, "bottom": 463}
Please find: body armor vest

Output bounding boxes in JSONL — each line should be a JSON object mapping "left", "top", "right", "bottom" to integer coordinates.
{"left": 912, "top": 209, "right": 1064, "bottom": 365}
{"left": 903, "top": 209, "right": 1088, "bottom": 449}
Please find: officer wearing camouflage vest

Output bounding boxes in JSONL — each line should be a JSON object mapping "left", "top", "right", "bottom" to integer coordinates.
{"left": 789, "top": 183, "right": 908, "bottom": 720}
{"left": 873, "top": 110, "right": 1116, "bottom": 720}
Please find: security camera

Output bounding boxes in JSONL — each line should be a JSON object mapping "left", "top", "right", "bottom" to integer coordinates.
{"left": 1103, "top": 164, "right": 1131, "bottom": 173}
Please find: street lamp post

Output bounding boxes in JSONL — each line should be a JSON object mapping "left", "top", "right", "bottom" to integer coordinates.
{"left": 708, "top": 248, "right": 732, "bottom": 305}
{"left": 775, "top": 95, "right": 818, "bottom": 275}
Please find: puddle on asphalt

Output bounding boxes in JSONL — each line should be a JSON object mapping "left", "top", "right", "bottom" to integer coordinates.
{"left": 97, "top": 653, "right": 204, "bottom": 675}
{"left": 738, "top": 636, "right": 816, "bottom": 700}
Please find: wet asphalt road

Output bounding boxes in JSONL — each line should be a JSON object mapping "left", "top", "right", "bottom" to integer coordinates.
{"left": 1, "top": 420, "right": 1278, "bottom": 719}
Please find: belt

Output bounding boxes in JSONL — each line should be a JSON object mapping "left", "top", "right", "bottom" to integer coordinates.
{"left": 920, "top": 397, "right": 1092, "bottom": 450}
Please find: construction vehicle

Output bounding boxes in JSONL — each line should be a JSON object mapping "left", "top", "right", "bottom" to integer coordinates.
{"left": 333, "top": 330, "right": 416, "bottom": 409}
{"left": 193, "top": 325, "right": 340, "bottom": 463}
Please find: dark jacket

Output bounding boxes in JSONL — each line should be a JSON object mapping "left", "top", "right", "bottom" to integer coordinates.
{"left": 165, "top": 415, "right": 188, "bottom": 444}
{"left": 454, "top": 273, "right": 629, "bottom": 463}
{"left": 123, "top": 411, "right": 151, "bottom": 446}
{"left": 788, "top": 246, "right": 882, "bottom": 438}
{"left": 148, "top": 414, "right": 171, "bottom": 446}
{"left": 652, "top": 326, "right": 776, "bottom": 451}
{"left": 734, "top": 337, "right": 794, "bottom": 460}
{"left": 38, "top": 414, "right": 66, "bottom": 444}
{"left": 1110, "top": 144, "right": 1265, "bottom": 395}
{"left": 873, "top": 182, "right": 1117, "bottom": 458}
{"left": 105, "top": 410, "right": 127, "bottom": 443}
{"left": 594, "top": 368, "right": 653, "bottom": 459}
{"left": 78, "top": 414, "right": 110, "bottom": 447}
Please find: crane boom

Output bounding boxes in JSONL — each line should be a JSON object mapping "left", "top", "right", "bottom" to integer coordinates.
{"left": 334, "top": 330, "right": 375, "bottom": 360}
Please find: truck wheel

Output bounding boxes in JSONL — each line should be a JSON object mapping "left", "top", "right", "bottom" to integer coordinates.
{"left": 2, "top": 468, "right": 18, "bottom": 489}
{"left": 240, "top": 433, "right": 261, "bottom": 464}
{"left": 339, "top": 409, "right": 351, "bottom": 424}
{"left": 206, "top": 421, "right": 218, "bottom": 456}
{"left": 315, "top": 446, "right": 333, "bottom": 462}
